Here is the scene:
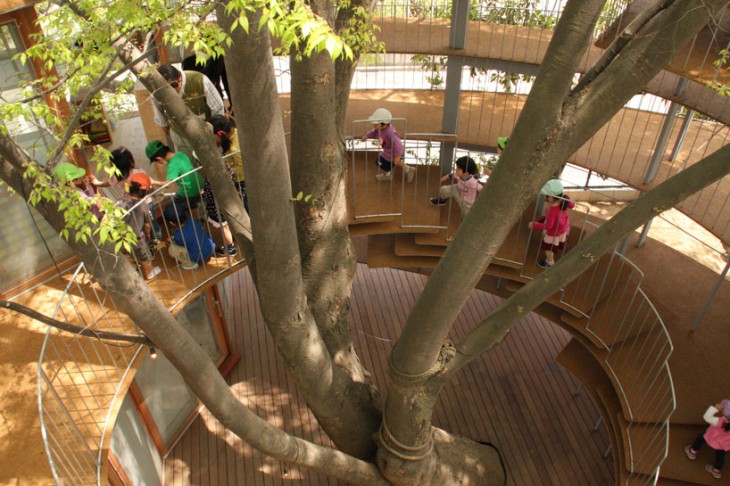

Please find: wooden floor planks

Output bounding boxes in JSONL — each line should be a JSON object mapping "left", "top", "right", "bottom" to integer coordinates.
{"left": 165, "top": 264, "right": 614, "bottom": 485}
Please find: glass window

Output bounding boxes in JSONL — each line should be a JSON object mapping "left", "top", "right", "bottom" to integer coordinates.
{"left": 175, "top": 292, "right": 224, "bottom": 364}
{"left": 0, "top": 21, "right": 74, "bottom": 294}
{"left": 133, "top": 353, "right": 199, "bottom": 447}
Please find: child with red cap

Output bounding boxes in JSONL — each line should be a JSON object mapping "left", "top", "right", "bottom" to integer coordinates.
{"left": 120, "top": 172, "right": 161, "bottom": 280}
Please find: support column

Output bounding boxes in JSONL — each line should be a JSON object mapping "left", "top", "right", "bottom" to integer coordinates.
{"left": 636, "top": 218, "right": 654, "bottom": 248}
{"left": 449, "top": 0, "right": 469, "bottom": 49}
{"left": 642, "top": 100, "right": 681, "bottom": 184}
{"left": 690, "top": 253, "right": 730, "bottom": 331}
{"left": 670, "top": 110, "right": 694, "bottom": 161}
{"left": 643, "top": 78, "right": 688, "bottom": 184}
{"left": 439, "top": 56, "right": 464, "bottom": 174}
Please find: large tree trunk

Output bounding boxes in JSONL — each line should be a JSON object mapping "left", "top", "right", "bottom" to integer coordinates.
{"left": 376, "top": 1, "right": 728, "bottom": 483}
{"left": 290, "top": 45, "right": 383, "bottom": 451}
{"left": 0, "top": 138, "right": 387, "bottom": 485}
{"left": 216, "top": 3, "right": 380, "bottom": 458}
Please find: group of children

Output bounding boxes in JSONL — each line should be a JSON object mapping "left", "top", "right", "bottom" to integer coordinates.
{"left": 53, "top": 117, "right": 243, "bottom": 280}
{"left": 56, "top": 104, "right": 574, "bottom": 279}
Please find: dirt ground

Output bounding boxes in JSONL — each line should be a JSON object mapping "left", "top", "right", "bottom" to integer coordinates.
{"left": 1, "top": 203, "right": 728, "bottom": 486}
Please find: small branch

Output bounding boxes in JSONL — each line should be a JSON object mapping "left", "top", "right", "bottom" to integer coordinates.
{"left": 1, "top": 300, "right": 152, "bottom": 345}
{"left": 573, "top": 0, "right": 673, "bottom": 94}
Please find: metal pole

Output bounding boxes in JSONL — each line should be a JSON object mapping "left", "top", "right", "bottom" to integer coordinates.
{"left": 440, "top": 57, "right": 463, "bottom": 174}
{"left": 618, "top": 234, "right": 631, "bottom": 255}
{"left": 644, "top": 78, "right": 689, "bottom": 183}
{"left": 690, "top": 255, "right": 730, "bottom": 331}
{"left": 670, "top": 110, "right": 694, "bottom": 161}
{"left": 636, "top": 217, "right": 654, "bottom": 248}
{"left": 642, "top": 101, "right": 681, "bottom": 185}
{"left": 449, "top": 0, "right": 469, "bottom": 49}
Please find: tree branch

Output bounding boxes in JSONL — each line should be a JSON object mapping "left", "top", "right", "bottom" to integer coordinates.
{"left": 573, "top": 0, "right": 674, "bottom": 93}
{"left": 446, "top": 143, "right": 730, "bottom": 374}
{"left": 1, "top": 300, "right": 151, "bottom": 345}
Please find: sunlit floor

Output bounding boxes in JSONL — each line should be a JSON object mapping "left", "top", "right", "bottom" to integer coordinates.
{"left": 164, "top": 264, "right": 614, "bottom": 485}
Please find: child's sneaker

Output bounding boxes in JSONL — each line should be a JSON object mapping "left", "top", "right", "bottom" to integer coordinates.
{"left": 145, "top": 266, "right": 161, "bottom": 280}
{"left": 148, "top": 240, "right": 159, "bottom": 258}
{"left": 405, "top": 166, "right": 416, "bottom": 183}
{"left": 375, "top": 172, "right": 392, "bottom": 182}
{"left": 538, "top": 259, "right": 553, "bottom": 268}
{"left": 216, "top": 244, "right": 238, "bottom": 256}
{"left": 180, "top": 262, "right": 199, "bottom": 270}
{"left": 684, "top": 445, "right": 697, "bottom": 460}
{"left": 705, "top": 465, "right": 721, "bottom": 479}
{"left": 430, "top": 197, "right": 448, "bottom": 206}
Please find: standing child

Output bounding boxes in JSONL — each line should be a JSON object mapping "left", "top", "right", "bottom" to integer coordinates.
{"left": 361, "top": 108, "right": 415, "bottom": 183}
{"left": 210, "top": 115, "right": 247, "bottom": 211}
{"left": 429, "top": 156, "right": 483, "bottom": 216}
{"left": 685, "top": 399, "right": 730, "bottom": 480}
{"left": 145, "top": 140, "right": 204, "bottom": 220}
{"left": 163, "top": 203, "right": 216, "bottom": 270}
{"left": 120, "top": 173, "right": 161, "bottom": 280}
{"left": 528, "top": 179, "right": 575, "bottom": 268}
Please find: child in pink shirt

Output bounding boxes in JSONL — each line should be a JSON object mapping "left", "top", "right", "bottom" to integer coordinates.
{"left": 361, "top": 108, "right": 415, "bottom": 183}
{"left": 685, "top": 399, "right": 730, "bottom": 479}
{"left": 528, "top": 179, "right": 575, "bottom": 268}
{"left": 430, "top": 156, "right": 482, "bottom": 216}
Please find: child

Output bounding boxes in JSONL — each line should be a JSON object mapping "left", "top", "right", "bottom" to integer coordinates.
{"left": 145, "top": 140, "right": 204, "bottom": 219}
{"left": 108, "top": 147, "right": 163, "bottom": 240}
{"left": 361, "top": 108, "right": 415, "bottom": 183}
{"left": 163, "top": 203, "right": 216, "bottom": 270}
{"left": 429, "top": 156, "right": 483, "bottom": 216}
{"left": 53, "top": 162, "right": 104, "bottom": 220}
{"left": 528, "top": 179, "right": 575, "bottom": 268}
{"left": 210, "top": 115, "right": 247, "bottom": 211}
{"left": 120, "top": 173, "right": 161, "bottom": 280}
{"left": 685, "top": 399, "right": 730, "bottom": 480}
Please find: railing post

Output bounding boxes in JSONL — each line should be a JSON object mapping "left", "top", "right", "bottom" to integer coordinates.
{"left": 690, "top": 253, "right": 730, "bottom": 331}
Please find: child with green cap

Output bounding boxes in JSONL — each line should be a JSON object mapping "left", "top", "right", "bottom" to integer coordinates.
{"left": 53, "top": 162, "right": 104, "bottom": 220}
{"left": 528, "top": 179, "right": 575, "bottom": 268}
{"left": 145, "top": 140, "right": 203, "bottom": 219}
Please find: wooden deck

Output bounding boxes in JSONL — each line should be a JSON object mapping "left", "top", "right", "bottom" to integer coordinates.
{"left": 164, "top": 264, "right": 614, "bottom": 485}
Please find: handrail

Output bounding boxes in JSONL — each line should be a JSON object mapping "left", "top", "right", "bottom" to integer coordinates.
{"left": 38, "top": 167, "right": 247, "bottom": 485}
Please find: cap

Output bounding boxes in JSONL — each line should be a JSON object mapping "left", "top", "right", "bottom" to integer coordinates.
{"left": 145, "top": 140, "right": 166, "bottom": 161}
{"left": 367, "top": 108, "right": 392, "bottom": 124}
{"left": 129, "top": 172, "right": 151, "bottom": 191}
{"left": 497, "top": 136, "right": 510, "bottom": 150}
{"left": 540, "top": 179, "right": 564, "bottom": 197}
{"left": 54, "top": 162, "right": 86, "bottom": 182}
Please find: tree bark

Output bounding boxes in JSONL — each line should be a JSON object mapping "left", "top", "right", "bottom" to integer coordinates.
{"left": 377, "top": 1, "right": 727, "bottom": 483}
{"left": 216, "top": 3, "right": 380, "bottom": 458}
{"left": 448, "top": 143, "right": 730, "bottom": 372}
{"left": 0, "top": 138, "right": 386, "bottom": 485}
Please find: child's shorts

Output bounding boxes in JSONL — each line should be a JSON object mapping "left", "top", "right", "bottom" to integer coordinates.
{"left": 131, "top": 237, "right": 152, "bottom": 263}
{"left": 541, "top": 232, "right": 568, "bottom": 253}
{"left": 375, "top": 155, "right": 393, "bottom": 172}
{"left": 174, "top": 194, "right": 201, "bottom": 210}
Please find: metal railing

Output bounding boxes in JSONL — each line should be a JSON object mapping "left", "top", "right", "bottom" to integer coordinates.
{"left": 346, "top": 132, "right": 675, "bottom": 483}
{"left": 38, "top": 167, "right": 247, "bottom": 485}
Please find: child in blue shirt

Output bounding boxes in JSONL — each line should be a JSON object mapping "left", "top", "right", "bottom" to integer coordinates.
{"left": 163, "top": 203, "right": 215, "bottom": 270}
